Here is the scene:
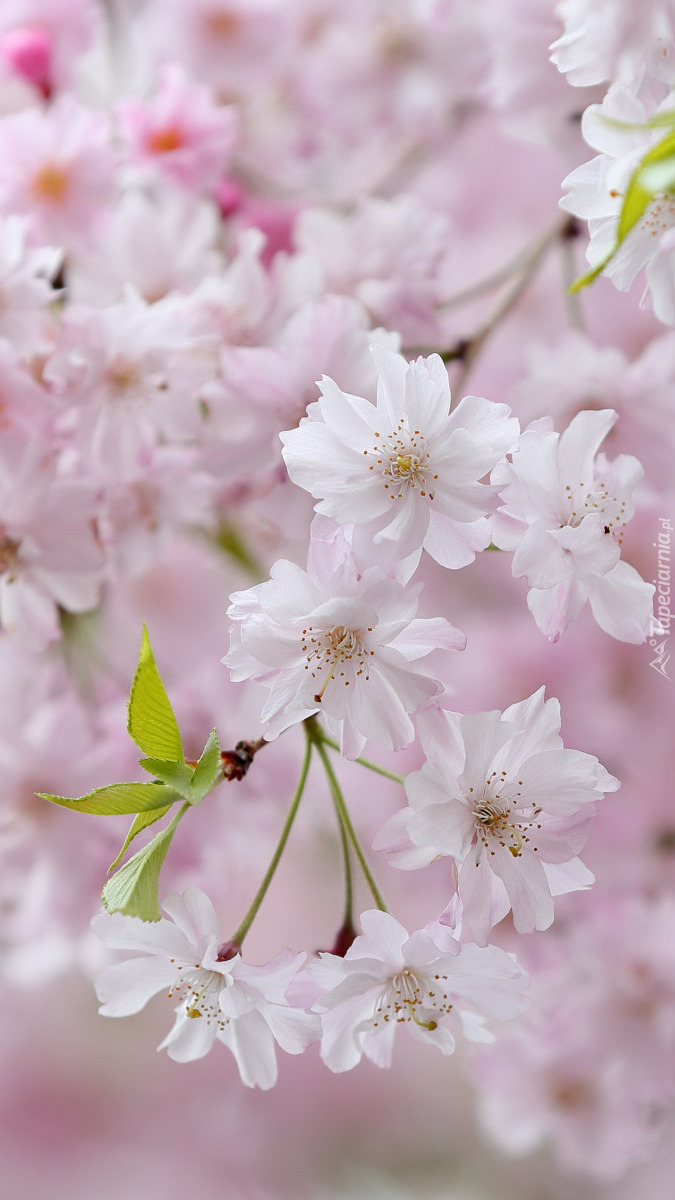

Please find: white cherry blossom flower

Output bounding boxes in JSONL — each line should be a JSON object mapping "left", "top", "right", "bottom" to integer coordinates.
{"left": 491, "top": 409, "right": 654, "bottom": 642}
{"left": 280, "top": 346, "right": 519, "bottom": 572}
{"left": 93, "top": 887, "right": 319, "bottom": 1088}
{"left": 374, "top": 690, "right": 619, "bottom": 945}
{"left": 224, "top": 533, "right": 465, "bottom": 757}
{"left": 310, "top": 909, "right": 529, "bottom": 1073}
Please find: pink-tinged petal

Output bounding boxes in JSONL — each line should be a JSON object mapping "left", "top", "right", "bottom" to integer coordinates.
{"left": 391, "top": 616, "right": 466, "bottom": 660}
{"left": 159, "top": 1011, "right": 219, "bottom": 1062}
{"left": 260, "top": 1004, "right": 321, "bottom": 1055}
{"left": 95, "top": 957, "right": 178, "bottom": 1016}
{"left": 220, "top": 1009, "right": 279, "bottom": 1089}
{"left": 457, "top": 853, "right": 510, "bottom": 947}
{"left": 457, "top": 710, "right": 513, "bottom": 793}
{"left": 489, "top": 847, "right": 554, "bottom": 934}
{"left": 557, "top": 409, "right": 618, "bottom": 486}
{"left": 91, "top": 912, "right": 194, "bottom": 960}
{"left": 423, "top": 510, "right": 491, "bottom": 569}
{"left": 527, "top": 578, "right": 587, "bottom": 640}
{"left": 315, "top": 374, "right": 381, "bottom": 443}
{"left": 505, "top": 748, "right": 606, "bottom": 814}
{"left": 440, "top": 944, "right": 529, "bottom": 1018}
{"left": 500, "top": 688, "right": 562, "bottom": 757}
{"left": 356, "top": 910, "right": 409, "bottom": 965}
{"left": 361, "top": 1020, "right": 397, "bottom": 1068}
{"left": 344, "top": 664, "right": 417, "bottom": 750}
{"left": 373, "top": 489, "right": 430, "bottom": 557}
{"left": 161, "top": 887, "right": 219, "bottom": 948}
{"left": 371, "top": 344, "right": 408, "bottom": 422}
{"left": 585, "top": 561, "right": 654, "bottom": 643}
{"left": 415, "top": 706, "right": 465, "bottom": 775}
{"left": 408, "top": 799, "right": 475, "bottom": 860}
{"left": 320, "top": 988, "right": 380, "bottom": 1072}
{"left": 543, "top": 856, "right": 595, "bottom": 896}
{"left": 372, "top": 806, "right": 440, "bottom": 869}
{"left": 512, "top": 523, "right": 574, "bottom": 588}
{"left": 549, "top": 517, "right": 620, "bottom": 578}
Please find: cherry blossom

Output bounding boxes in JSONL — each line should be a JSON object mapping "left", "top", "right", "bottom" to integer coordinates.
{"left": 117, "top": 65, "right": 238, "bottom": 194}
{"left": 224, "top": 533, "right": 465, "bottom": 757}
{"left": 281, "top": 346, "right": 518, "bottom": 572}
{"left": 93, "top": 887, "right": 319, "bottom": 1087}
{"left": 310, "top": 909, "right": 529, "bottom": 1073}
{"left": 375, "top": 689, "right": 619, "bottom": 945}
{"left": 491, "top": 409, "right": 654, "bottom": 642}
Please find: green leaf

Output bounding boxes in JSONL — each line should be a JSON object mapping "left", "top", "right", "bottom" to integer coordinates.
{"left": 127, "top": 624, "right": 183, "bottom": 763}
{"left": 138, "top": 758, "right": 196, "bottom": 798}
{"left": 571, "top": 126, "right": 675, "bottom": 294}
{"left": 190, "top": 729, "right": 221, "bottom": 802}
{"left": 101, "top": 819, "right": 179, "bottom": 921}
{"left": 108, "top": 806, "right": 172, "bottom": 871}
{"left": 38, "top": 781, "right": 180, "bottom": 816}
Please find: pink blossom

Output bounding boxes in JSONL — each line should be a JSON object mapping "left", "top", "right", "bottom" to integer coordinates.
{"left": 310, "top": 909, "right": 529, "bottom": 1073}
{"left": 281, "top": 347, "right": 518, "bottom": 572}
{"left": 93, "top": 887, "right": 319, "bottom": 1087}
{"left": 0, "top": 94, "right": 116, "bottom": 255}
{"left": 118, "top": 65, "right": 238, "bottom": 193}
{"left": 224, "top": 533, "right": 465, "bottom": 757}
{"left": 375, "top": 689, "right": 618, "bottom": 944}
{"left": 0, "top": 432, "right": 104, "bottom": 648}
{"left": 492, "top": 409, "right": 655, "bottom": 642}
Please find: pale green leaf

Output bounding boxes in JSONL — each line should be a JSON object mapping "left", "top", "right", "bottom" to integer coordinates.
{"left": 127, "top": 624, "right": 183, "bottom": 763}
{"left": 108, "top": 806, "right": 172, "bottom": 871}
{"left": 190, "top": 729, "right": 222, "bottom": 803}
{"left": 138, "top": 758, "right": 196, "bottom": 798}
{"left": 102, "top": 821, "right": 178, "bottom": 921}
{"left": 38, "top": 781, "right": 179, "bottom": 816}
{"left": 571, "top": 126, "right": 675, "bottom": 294}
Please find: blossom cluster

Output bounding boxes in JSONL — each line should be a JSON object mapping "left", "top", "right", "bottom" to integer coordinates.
{"left": 0, "top": 2, "right": 672, "bottom": 1196}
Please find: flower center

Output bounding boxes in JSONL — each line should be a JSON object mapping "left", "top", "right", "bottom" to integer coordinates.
{"left": 563, "top": 480, "right": 628, "bottom": 543}
{"left": 370, "top": 967, "right": 453, "bottom": 1032}
{"left": 300, "top": 621, "right": 374, "bottom": 703}
{"left": 367, "top": 420, "right": 437, "bottom": 501}
{"left": 640, "top": 194, "right": 675, "bottom": 238}
{"left": 167, "top": 963, "right": 228, "bottom": 1030}
{"left": 31, "top": 163, "right": 69, "bottom": 204}
{"left": 0, "top": 534, "right": 22, "bottom": 580}
{"left": 468, "top": 771, "right": 543, "bottom": 862}
{"left": 147, "top": 125, "right": 185, "bottom": 154}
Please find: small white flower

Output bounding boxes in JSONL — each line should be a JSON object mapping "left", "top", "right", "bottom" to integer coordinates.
{"left": 93, "top": 887, "right": 319, "bottom": 1088}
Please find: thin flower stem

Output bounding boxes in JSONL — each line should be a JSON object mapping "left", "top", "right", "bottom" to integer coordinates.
{"left": 331, "top": 785, "right": 354, "bottom": 931}
{"left": 313, "top": 738, "right": 388, "bottom": 913}
{"left": 447, "top": 214, "right": 575, "bottom": 393}
{"left": 314, "top": 731, "right": 405, "bottom": 785}
{"left": 228, "top": 730, "right": 313, "bottom": 947}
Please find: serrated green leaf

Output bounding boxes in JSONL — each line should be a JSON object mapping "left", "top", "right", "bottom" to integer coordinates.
{"left": 102, "top": 820, "right": 178, "bottom": 921}
{"left": 127, "top": 625, "right": 183, "bottom": 763}
{"left": 38, "top": 781, "right": 180, "bottom": 816}
{"left": 190, "top": 729, "right": 221, "bottom": 802}
{"left": 108, "top": 805, "right": 172, "bottom": 871}
{"left": 138, "top": 758, "right": 196, "bottom": 798}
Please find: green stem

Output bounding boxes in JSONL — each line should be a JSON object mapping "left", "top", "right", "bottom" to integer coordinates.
{"left": 314, "top": 730, "right": 405, "bottom": 785}
{"left": 331, "top": 784, "right": 354, "bottom": 931}
{"left": 313, "top": 737, "right": 387, "bottom": 913}
{"left": 228, "top": 729, "right": 313, "bottom": 947}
